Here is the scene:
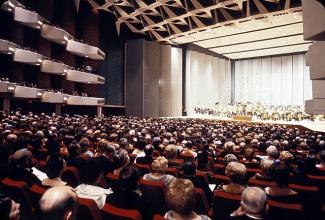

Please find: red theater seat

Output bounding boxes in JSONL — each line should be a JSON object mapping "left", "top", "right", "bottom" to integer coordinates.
{"left": 76, "top": 197, "right": 101, "bottom": 220}
{"left": 29, "top": 184, "right": 47, "bottom": 207}
{"left": 248, "top": 177, "right": 276, "bottom": 188}
{"left": 134, "top": 164, "right": 151, "bottom": 176}
{"left": 267, "top": 200, "right": 303, "bottom": 220}
{"left": 62, "top": 166, "right": 80, "bottom": 188}
{"left": 212, "top": 174, "right": 230, "bottom": 185}
{"left": 168, "top": 159, "right": 184, "bottom": 168}
{"left": 139, "top": 179, "right": 167, "bottom": 216}
{"left": 1, "top": 178, "right": 34, "bottom": 219}
{"left": 196, "top": 171, "right": 210, "bottom": 185}
{"left": 101, "top": 204, "right": 142, "bottom": 220}
{"left": 105, "top": 172, "right": 120, "bottom": 190}
{"left": 165, "top": 167, "right": 179, "bottom": 177}
{"left": 195, "top": 188, "right": 210, "bottom": 215}
{"left": 212, "top": 190, "right": 241, "bottom": 220}
{"left": 153, "top": 214, "right": 166, "bottom": 220}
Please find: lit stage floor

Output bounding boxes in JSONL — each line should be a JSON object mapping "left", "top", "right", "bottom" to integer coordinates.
{"left": 167, "top": 114, "right": 325, "bottom": 133}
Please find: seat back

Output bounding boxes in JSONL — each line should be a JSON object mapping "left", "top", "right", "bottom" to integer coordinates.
{"left": 196, "top": 171, "right": 209, "bottom": 185}
{"left": 245, "top": 168, "right": 261, "bottom": 180}
{"left": 195, "top": 188, "right": 210, "bottom": 215}
{"left": 134, "top": 164, "right": 151, "bottom": 177}
{"left": 248, "top": 177, "right": 276, "bottom": 188}
{"left": 101, "top": 204, "right": 142, "bottom": 220}
{"left": 267, "top": 200, "right": 303, "bottom": 220}
{"left": 0, "top": 178, "right": 34, "bottom": 220}
{"left": 167, "top": 159, "right": 184, "bottom": 168}
{"left": 165, "top": 167, "right": 179, "bottom": 177}
{"left": 153, "top": 214, "right": 166, "bottom": 220}
{"left": 212, "top": 174, "right": 230, "bottom": 185}
{"left": 139, "top": 179, "right": 167, "bottom": 216}
{"left": 105, "top": 172, "right": 120, "bottom": 191}
{"left": 29, "top": 184, "right": 47, "bottom": 207}
{"left": 213, "top": 163, "right": 225, "bottom": 174}
{"left": 62, "top": 166, "right": 80, "bottom": 188}
{"left": 289, "top": 184, "right": 322, "bottom": 219}
{"left": 212, "top": 191, "right": 241, "bottom": 220}
{"left": 179, "top": 154, "right": 194, "bottom": 162}
{"left": 76, "top": 197, "right": 101, "bottom": 220}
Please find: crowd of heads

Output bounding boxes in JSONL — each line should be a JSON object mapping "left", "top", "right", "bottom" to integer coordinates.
{"left": 0, "top": 111, "right": 324, "bottom": 219}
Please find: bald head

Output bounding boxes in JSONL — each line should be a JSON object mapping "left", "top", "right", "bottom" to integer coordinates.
{"left": 241, "top": 187, "right": 267, "bottom": 215}
{"left": 39, "top": 186, "right": 78, "bottom": 220}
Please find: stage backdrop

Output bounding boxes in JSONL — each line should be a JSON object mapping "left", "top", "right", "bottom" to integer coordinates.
{"left": 234, "top": 54, "right": 312, "bottom": 106}
{"left": 186, "top": 50, "right": 231, "bottom": 115}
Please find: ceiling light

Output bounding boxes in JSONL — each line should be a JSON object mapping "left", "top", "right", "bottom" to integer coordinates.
{"left": 8, "top": 86, "right": 15, "bottom": 91}
{"left": 63, "top": 97, "right": 68, "bottom": 101}
{"left": 7, "top": 52, "right": 12, "bottom": 55}
{"left": 8, "top": 47, "right": 15, "bottom": 52}
{"left": 64, "top": 69, "right": 68, "bottom": 73}
{"left": 37, "top": 92, "right": 43, "bottom": 97}
{"left": 8, "top": 8, "right": 12, "bottom": 11}
{"left": 37, "top": 58, "right": 43, "bottom": 63}
{"left": 37, "top": 20, "right": 43, "bottom": 25}
{"left": 85, "top": 55, "right": 89, "bottom": 58}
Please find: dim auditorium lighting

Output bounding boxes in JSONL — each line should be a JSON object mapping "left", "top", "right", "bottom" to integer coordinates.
{"left": 37, "top": 20, "right": 43, "bottom": 25}
{"left": 8, "top": 86, "right": 15, "bottom": 91}
{"left": 64, "top": 69, "right": 68, "bottom": 73}
{"left": 8, "top": 8, "right": 12, "bottom": 11}
{"left": 63, "top": 97, "right": 68, "bottom": 101}
{"left": 37, "top": 92, "right": 43, "bottom": 97}
{"left": 85, "top": 55, "right": 89, "bottom": 58}
{"left": 8, "top": 47, "right": 15, "bottom": 52}
{"left": 37, "top": 58, "right": 43, "bottom": 63}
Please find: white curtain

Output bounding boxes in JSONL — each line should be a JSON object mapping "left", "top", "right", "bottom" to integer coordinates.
{"left": 186, "top": 50, "right": 231, "bottom": 115}
{"left": 234, "top": 54, "right": 311, "bottom": 106}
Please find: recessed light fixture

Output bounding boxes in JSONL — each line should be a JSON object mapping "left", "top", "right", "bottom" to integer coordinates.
{"left": 85, "top": 55, "right": 89, "bottom": 58}
{"left": 8, "top": 8, "right": 12, "bottom": 11}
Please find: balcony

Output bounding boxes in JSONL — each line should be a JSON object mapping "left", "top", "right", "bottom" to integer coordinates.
{"left": 13, "top": 86, "right": 43, "bottom": 99}
{"left": 41, "top": 24, "right": 72, "bottom": 45}
{"left": 67, "top": 96, "right": 105, "bottom": 106}
{"left": 66, "top": 39, "right": 105, "bottom": 60}
{"left": 41, "top": 91, "right": 67, "bottom": 103}
{"left": 305, "top": 99, "right": 325, "bottom": 115}
{"left": 66, "top": 69, "right": 105, "bottom": 84}
{"left": 41, "top": 59, "right": 69, "bottom": 75}
{"left": 305, "top": 42, "right": 325, "bottom": 80}
{"left": 0, "top": 81, "right": 16, "bottom": 93}
{"left": 1, "top": 0, "right": 23, "bottom": 12}
{"left": 13, "top": 48, "right": 44, "bottom": 65}
{"left": 0, "top": 39, "right": 18, "bottom": 55}
{"left": 13, "top": 6, "right": 47, "bottom": 30}
{"left": 302, "top": 0, "right": 325, "bottom": 40}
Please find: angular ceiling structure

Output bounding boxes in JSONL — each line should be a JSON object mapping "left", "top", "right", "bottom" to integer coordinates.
{"left": 81, "top": 0, "right": 311, "bottom": 59}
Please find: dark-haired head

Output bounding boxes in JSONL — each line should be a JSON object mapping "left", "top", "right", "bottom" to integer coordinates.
{"left": 270, "top": 162, "right": 290, "bottom": 187}
{"left": 80, "top": 158, "right": 101, "bottom": 185}
{"left": 119, "top": 165, "right": 140, "bottom": 191}
{"left": 46, "top": 153, "right": 65, "bottom": 179}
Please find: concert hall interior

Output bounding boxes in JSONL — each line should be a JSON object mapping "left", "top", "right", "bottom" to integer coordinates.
{"left": 0, "top": 0, "right": 325, "bottom": 220}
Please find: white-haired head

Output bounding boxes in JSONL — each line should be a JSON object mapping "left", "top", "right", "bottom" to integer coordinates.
{"left": 241, "top": 187, "right": 267, "bottom": 215}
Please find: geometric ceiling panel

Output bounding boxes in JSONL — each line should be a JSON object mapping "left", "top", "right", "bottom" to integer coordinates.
{"left": 82, "top": 0, "right": 310, "bottom": 59}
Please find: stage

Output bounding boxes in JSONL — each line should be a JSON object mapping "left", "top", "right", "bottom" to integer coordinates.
{"left": 167, "top": 115, "right": 325, "bottom": 133}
